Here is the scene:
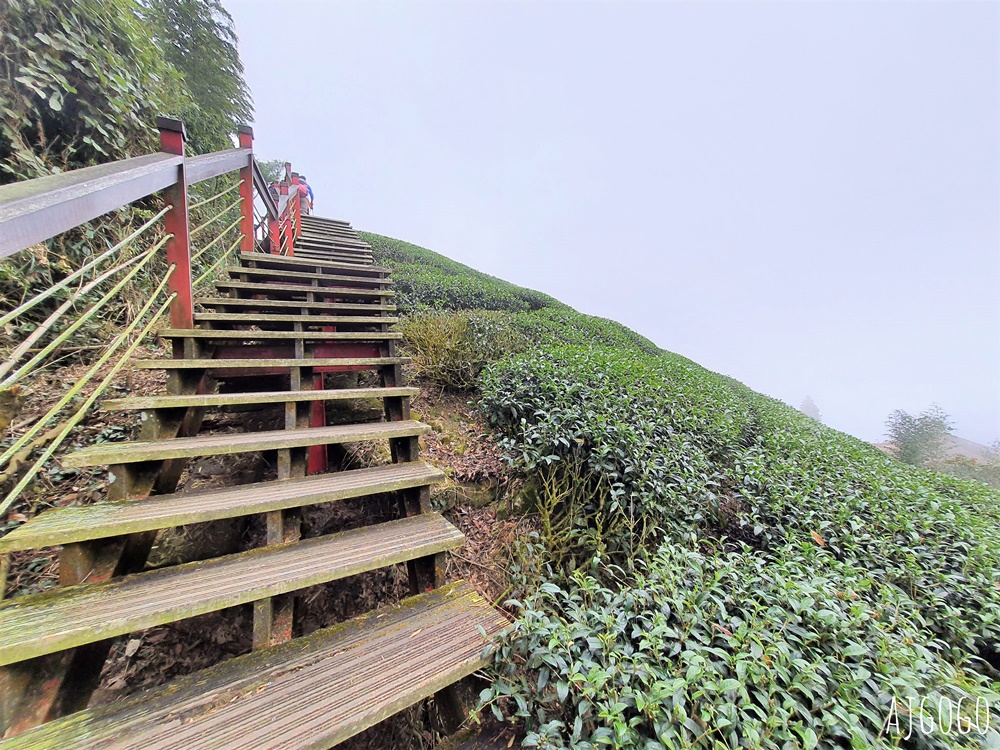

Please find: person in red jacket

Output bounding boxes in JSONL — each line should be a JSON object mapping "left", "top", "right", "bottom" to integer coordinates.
{"left": 297, "top": 176, "right": 313, "bottom": 215}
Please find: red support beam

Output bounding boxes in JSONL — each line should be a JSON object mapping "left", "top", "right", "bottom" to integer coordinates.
{"left": 237, "top": 126, "right": 254, "bottom": 254}
{"left": 157, "top": 117, "right": 194, "bottom": 330}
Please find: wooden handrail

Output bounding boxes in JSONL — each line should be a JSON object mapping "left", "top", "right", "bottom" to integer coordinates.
{"left": 185, "top": 148, "right": 252, "bottom": 187}
{"left": 0, "top": 153, "right": 181, "bottom": 259}
{"left": 252, "top": 158, "right": 278, "bottom": 219}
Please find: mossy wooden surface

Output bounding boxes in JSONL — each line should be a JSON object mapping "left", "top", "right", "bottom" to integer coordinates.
{"left": 0, "top": 463, "right": 445, "bottom": 553}
{"left": 198, "top": 296, "right": 396, "bottom": 313}
{"left": 155, "top": 328, "right": 402, "bottom": 341}
{"left": 132, "top": 356, "right": 410, "bottom": 370}
{"left": 224, "top": 266, "right": 392, "bottom": 287}
{"left": 237, "top": 251, "right": 390, "bottom": 275}
{"left": 103, "top": 386, "right": 418, "bottom": 411}
{"left": 0, "top": 513, "right": 464, "bottom": 667}
{"left": 1, "top": 583, "right": 504, "bottom": 750}
{"left": 214, "top": 280, "right": 393, "bottom": 298}
{"left": 62, "top": 419, "right": 429, "bottom": 466}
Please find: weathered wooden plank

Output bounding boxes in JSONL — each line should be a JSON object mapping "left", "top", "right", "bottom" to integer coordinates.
{"left": 155, "top": 329, "right": 402, "bottom": 341}
{"left": 225, "top": 266, "right": 392, "bottom": 286}
{"left": 198, "top": 297, "right": 395, "bottom": 313}
{"left": 0, "top": 463, "right": 443, "bottom": 553}
{"left": 103, "top": 386, "right": 417, "bottom": 410}
{"left": 132, "top": 356, "right": 409, "bottom": 370}
{"left": 214, "top": 281, "right": 393, "bottom": 298}
{"left": 0, "top": 583, "right": 505, "bottom": 750}
{"left": 184, "top": 148, "right": 250, "bottom": 186}
{"left": 194, "top": 312, "right": 399, "bottom": 325}
{"left": 0, "top": 514, "right": 465, "bottom": 667}
{"left": 62, "top": 419, "right": 428, "bottom": 467}
{"left": 0, "top": 154, "right": 181, "bottom": 258}
{"left": 236, "top": 252, "right": 389, "bottom": 275}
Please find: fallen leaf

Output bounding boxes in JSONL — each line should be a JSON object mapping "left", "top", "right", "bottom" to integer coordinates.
{"left": 811, "top": 531, "right": 826, "bottom": 547}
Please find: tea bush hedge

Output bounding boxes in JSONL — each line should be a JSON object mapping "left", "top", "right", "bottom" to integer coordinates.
{"left": 363, "top": 228, "right": 1000, "bottom": 747}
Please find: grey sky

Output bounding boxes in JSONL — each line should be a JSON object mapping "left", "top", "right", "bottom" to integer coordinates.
{"left": 229, "top": 0, "right": 1000, "bottom": 445}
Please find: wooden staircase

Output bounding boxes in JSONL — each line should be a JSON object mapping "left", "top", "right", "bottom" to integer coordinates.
{"left": 0, "top": 217, "right": 505, "bottom": 747}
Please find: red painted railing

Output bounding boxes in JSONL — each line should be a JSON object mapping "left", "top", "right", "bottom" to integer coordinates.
{"left": 0, "top": 117, "right": 306, "bottom": 330}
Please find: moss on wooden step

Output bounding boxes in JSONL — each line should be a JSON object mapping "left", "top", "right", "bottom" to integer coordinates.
{"left": 0, "top": 513, "right": 464, "bottom": 667}
{"left": 198, "top": 297, "right": 395, "bottom": 313}
{"left": 0, "top": 582, "right": 505, "bottom": 750}
{"left": 133, "top": 356, "right": 410, "bottom": 370}
{"left": 0, "top": 462, "right": 444, "bottom": 553}
{"left": 213, "top": 281, "right": 393, "bottom": 298}
{"left": 103, "top": 386, "right": 418, "bottom": 411}
{"left": 62, "top": 419, "right": 429, "bottom": 467}
{"left": 155, "top": 329, "right": 403, "bottom": 341}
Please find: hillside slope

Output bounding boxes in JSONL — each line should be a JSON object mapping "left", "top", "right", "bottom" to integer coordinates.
{"left": 362, "top": 231, "right": 1000, "bottom": 749}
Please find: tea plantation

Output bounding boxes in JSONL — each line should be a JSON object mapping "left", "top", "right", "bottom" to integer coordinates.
{"left": 361, "top": 231, "right": 1000, "bottom": 749}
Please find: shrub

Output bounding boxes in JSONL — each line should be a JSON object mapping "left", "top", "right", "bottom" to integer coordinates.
{"left": 397, "top": 310, "right": 526, "bottom": 391}
{"left": 480, "top": 344, "right": 1000, "bottom": 746}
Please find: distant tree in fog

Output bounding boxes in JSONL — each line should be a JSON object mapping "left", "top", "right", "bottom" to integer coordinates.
{"left": 885, "top": 405, "right": 953, "bottom": 467}
{"left": 799, "top": 396, "right": 822, "bottom": 422}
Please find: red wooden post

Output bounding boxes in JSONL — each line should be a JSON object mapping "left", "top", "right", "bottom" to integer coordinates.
{"left": 237, "top": 125, "right": 254, "bottom": 254}
{"left": 157, "top": 117, "right": 194, "bottom": 329}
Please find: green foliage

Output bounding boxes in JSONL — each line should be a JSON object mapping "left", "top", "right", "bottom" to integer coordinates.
{"left": 362, "top": 232, "right": 560, "bottom": 313}
{"left": 0, "top": 0, "right": 180, "bottom": 182}
{"left": 256, "top": 158, "right": 286, "bottom": 183}
{"left": 479, "top": 345, "right": 1000, "bottom": 747}
{"left": 0, "top": 0, "right": 252, "bottom": 341}
{"left": 886, "top": 405, "right": 954, "bottom": 467}
{"left": 487, "top": 547, "right": 999, "bottom": 749}
{"left": 142, "top": 0, "right": 253, "bottom": 154}
{"left": 397, "top": 310, "right": 527, "bottom": 391}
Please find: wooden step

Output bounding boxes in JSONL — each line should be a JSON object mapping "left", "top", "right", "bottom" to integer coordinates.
{"left": 291, "top": 252, "right": 374, "bottom": 264}
{"left": 156, "top": 329, "right": 402, "bottom": 342}
{"left": 0, "top": 582, "right": 505, "bottom": 750}
{"left": 214, "top": 281, "right": 392, "bottom": 299}
{"left": 0, "top": 462, "right": 443, "bottom": 553}
{"left": 296, "top": 238, "right": 371, "bottom": 252}
{"left": 224, "top": 266, "right": 391, "bottom": 287}
{"left": 0, "top": 513, "right": 463, "bottom": 667}
{"left": 198, "top": 297, "right": 395, "bottom": 314}
{"left": 301, "top": 216, "right": 352, "bottom": 227}
{"left": 104, "top": 386, "right": 418, "bottom": 411}
{"left": 62, "top": 420, "right": 429, "bottom": 467}
{"left": 194, "top": 312, "right": 399, "bottom": 327}
{"left": 293, "top": 249, "right": 372, "bottom": 259}
{"left": 133, "top": 356, "right": 409, "bottom": 370}
{"left": 237, "top": 252, "right": 390, "bottom": 276}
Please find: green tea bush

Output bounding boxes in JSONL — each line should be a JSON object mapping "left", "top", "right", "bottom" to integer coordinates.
{"left": 360, "top": 228, "right": 1000, "bottom": 746}
{"left": 486, "top": 546, "right": 998, "bottom": 749}
{"left": 361, "top": 232, "right": 560, "bottom": 313}
{"left": 479, "top": 345, "right": 1000, "bottom": 747}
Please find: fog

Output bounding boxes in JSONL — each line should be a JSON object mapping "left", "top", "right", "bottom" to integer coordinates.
{"left": 228, "top": 0, "right": 1000, "bottom": 445}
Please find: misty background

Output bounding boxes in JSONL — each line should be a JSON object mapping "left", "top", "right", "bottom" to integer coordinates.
{"left": 228, "top": 0, "right": 999, "bottom": 445}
